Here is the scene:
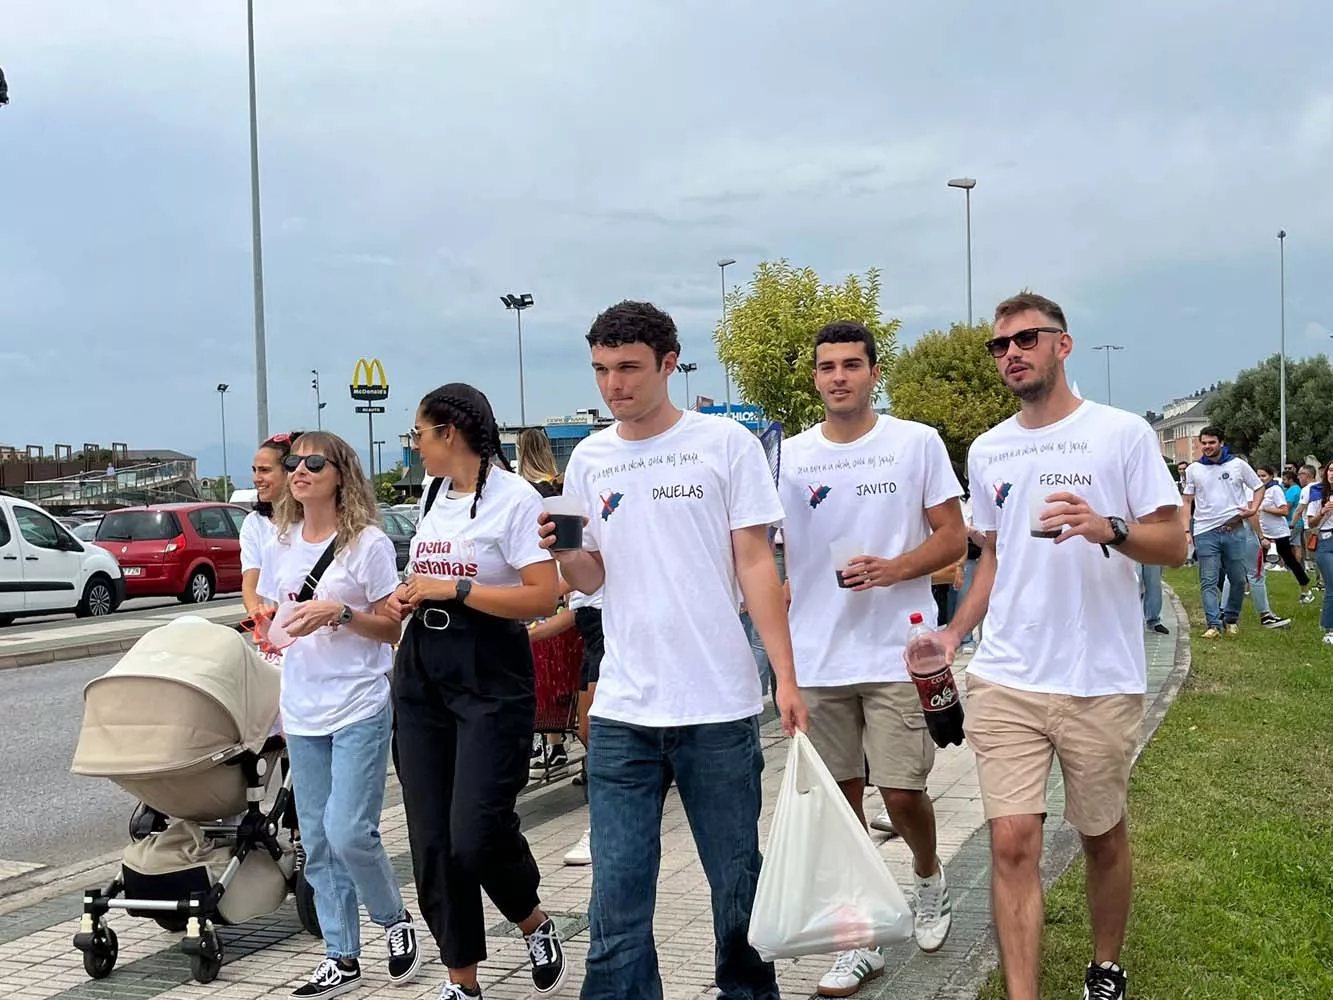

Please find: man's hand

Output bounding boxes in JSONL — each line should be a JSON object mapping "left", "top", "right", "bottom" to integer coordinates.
{"left": 537, "top": 512, "right": 588, "bottom": 562}
{"left": 1040, "top": 491, "right": 1116, "bottom": 546}
{"left": 774, "top": 679, "right": 809, "bottom": 737}
{"left": 281, "top": 599, "right": 344, "bottom": 638}
{"left": 403, "top": 575, "right": 456, "bottom": 606}
{"left": 933, "top": 627, "right": 964, "bottom": 668}
{"left": 843, "top": 555, "right": 900, "bottom": 591}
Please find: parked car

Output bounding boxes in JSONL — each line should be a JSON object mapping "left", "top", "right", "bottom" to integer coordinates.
{"left": 72, "top": 521, "right": 100, "bottom": 542}
{"left": 94, "top": 502, "right": 247, "bottom": 604}
{"left": 380, "top": 510, "right": 415, "bottom": 572}
{"left": 0, "top": 494, "right": 126, "bottom": 626}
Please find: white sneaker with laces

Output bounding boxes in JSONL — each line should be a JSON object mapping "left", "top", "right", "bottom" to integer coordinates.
{"left": 914, "top": 867, "right": 952, "bottom": 952}
{"left": 563, "top": 828, "right": 591, "bottom": 866}
{"left": 817, "top": 948, "right": 884, "bottom": 997}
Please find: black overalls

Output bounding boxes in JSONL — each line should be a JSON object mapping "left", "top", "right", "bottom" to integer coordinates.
{"left": 392, "top": 598, "right": 541, "bottom": 968}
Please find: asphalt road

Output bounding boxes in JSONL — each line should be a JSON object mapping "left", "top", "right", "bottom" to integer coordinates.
{"left": 2, "top": 596, "right": 245, "bottom": 634}
{"left": 0, "top": 653, "right": 134, "bottom": 865}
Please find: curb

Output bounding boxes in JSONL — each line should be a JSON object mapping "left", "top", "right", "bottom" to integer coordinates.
{"left": 0, "top": 636, "right": 146, "bottom": 672}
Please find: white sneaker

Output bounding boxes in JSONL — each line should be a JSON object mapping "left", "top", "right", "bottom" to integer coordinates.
{"left": 914, "top": 867, "right": 952, "bottom": 952}
{"left": 817, "top": 948, "right": 884, "bottom": 997}
{"left": 563, "top": 828, "right": 591, "bottom": 866}
{"left": 868, "top": 809, "right": 897, "bottom": 836}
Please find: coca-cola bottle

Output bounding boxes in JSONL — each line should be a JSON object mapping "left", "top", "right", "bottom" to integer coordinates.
{"left": 905, "top": 612, "right": 965, "bottom": 748}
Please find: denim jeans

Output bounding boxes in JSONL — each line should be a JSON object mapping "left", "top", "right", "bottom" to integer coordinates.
{"left": 1139, "top": 562, "right": 1164, "bottom": 626}
{"left": 286, "top": 699, "right": 405, "bottom": 959}
{"left": 583, "top": 717, "right": 778, "bottom": 1000}
{"left": 1316, "top": 547, "right": 1333, "bottom": 630}
{"left": 1221, "top": 529, "right": 1270, "bottom": 616}
{"left": 1194, "top": 525, "right": 1250, "bottom": 627}
{"left": 740, "top": 611, "right": 775, "bottom": 697}
{"left": 957, "top": 557, "right": 978, "bottom": 644}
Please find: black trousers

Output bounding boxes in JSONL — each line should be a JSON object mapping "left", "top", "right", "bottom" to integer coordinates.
{"left": 392, "top": 607, "right": 541, "bottom": 968}
{"left": 1272, "top": 536, "right": 1310, "bottom": 586}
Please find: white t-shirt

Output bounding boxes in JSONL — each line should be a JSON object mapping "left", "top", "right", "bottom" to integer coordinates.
{"left": 1300, "top": 484, "right": 1316, "bottom": 529}
{"left": 1184, "top": 456, "right": 1262, "bottom": 535}
{"left": 1259, "top": 483, "right": 1291, "bottom": 539}
{"left": 967, "top": 401, "right": 1181, "bottom": 697}
{"left": 240, "top": 511, "right": 275, "bottom": 572}
{"left": 261, "top": 525, "right": 401, "bottom": 736}
{"left": 562, "top": 410, "right": 785, "bottom": 726}
{"left": 408, "top": 468, "right": 550, "bottom": 585}
{"left": 567, "top": 585, "right": 604, "bottom": 611}
{"left": 779, "top": 415, "right": 962, "bottom": 687}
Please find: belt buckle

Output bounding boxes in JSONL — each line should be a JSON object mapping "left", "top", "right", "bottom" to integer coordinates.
{"left": 420, "top": 607, "right": 452, "bottom": 631}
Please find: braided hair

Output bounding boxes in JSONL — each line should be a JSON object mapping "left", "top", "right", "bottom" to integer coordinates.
{"left": 254, "top": 430, "right": 304, "bottom": 519}
{"left": 419, "top": 383, "right": 510, "bottom": 518}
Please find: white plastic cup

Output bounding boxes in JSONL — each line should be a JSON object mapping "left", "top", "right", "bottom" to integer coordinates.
{"left": 1028, "top": 490, "right": 1061, "bottom": 539}
{"left": 542, "top": 494, "right": 585, "bottom": 551}
{"left": 265, "top": 601, "right": 302, "bottom": 648}
{"left": 829, "top": 537, "right": 863, "bottom": 589}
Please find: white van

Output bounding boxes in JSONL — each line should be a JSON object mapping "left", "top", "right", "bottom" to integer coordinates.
{"left": 0, "top": 494, "right": 126, "bottom": 626}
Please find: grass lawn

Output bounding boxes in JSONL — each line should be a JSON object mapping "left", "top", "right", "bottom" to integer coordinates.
{"left": 977, "top": 567, "right": 1333, "bottom": 999}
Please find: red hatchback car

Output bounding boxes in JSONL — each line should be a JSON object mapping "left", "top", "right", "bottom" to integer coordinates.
{"left": 94, "top": 502, "right": 249, "bottom": 603}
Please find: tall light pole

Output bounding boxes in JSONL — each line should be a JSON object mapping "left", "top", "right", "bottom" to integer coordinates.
{"left": 947, "top": 178, "right": 976, "bottom": 325}
{"left": 217, "top": 383, "right": 231, "bottom": 499}
{"left": 678, "top": 362, "right": 698, "bottom": 409}
{"left": 1278, "top": 229, "right": 1288, "bottom": 470}
{"left": 246, "top": 0, "right": 270, "bottom": 441}
{"left": 374, "top": 440, "right": 385, "bottom": 477}
{"left": 1092, "top": 345, "right": 1124, "bottom": 405}
{"left": 311, "top": 369, "right": 325, "bottom": 430}
{"left": 501, "top": 292, "right": 534, "bottom": 425}
{"left": 717, "top": 257, "right": 736, "bottom": 414}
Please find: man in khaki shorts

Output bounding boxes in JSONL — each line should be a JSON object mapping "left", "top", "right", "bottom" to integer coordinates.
{"left": 779, "top": 320, "right": 967, "bottom": 997}
{"left": 942, "top": 291, "right": 1186, "bottom": 1000}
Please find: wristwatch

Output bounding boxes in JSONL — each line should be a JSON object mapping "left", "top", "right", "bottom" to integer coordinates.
{"left": 1107, "top": 516, "right": 1130, "bottom": 547}
{"left": 454, "top": 578, "right": 473, "bottom": 604}
{"left": 337, "top": 604, "right": 354, "bottom": 626}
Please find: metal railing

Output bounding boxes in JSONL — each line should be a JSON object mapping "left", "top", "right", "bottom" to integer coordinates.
{"left": 20, "top": 461, "right": 198, "bottom": 504}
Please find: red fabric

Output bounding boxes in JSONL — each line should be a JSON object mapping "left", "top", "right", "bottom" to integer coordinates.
{"left": 531, "top": 628, "right": 583, "bottom": 733}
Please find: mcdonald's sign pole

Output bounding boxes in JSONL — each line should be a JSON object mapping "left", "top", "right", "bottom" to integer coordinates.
{"left": 350, "top": 358, "right": 389, "bottom": 481}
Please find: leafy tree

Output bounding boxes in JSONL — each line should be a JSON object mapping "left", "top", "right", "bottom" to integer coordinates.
{"left": 886, "top": 322, "right": 1020, "bottom": 464}
{"left": 713, "top": 260, "right": 900, "bottom": 434}
{"left": 1205, "top": 354, "right": 1333, "bottom": 467}
{"left": 375, "top": 465, "right": 404, "bottom": 504}
{"left": 210, "top": 476, "right": 234, "bottom": 502}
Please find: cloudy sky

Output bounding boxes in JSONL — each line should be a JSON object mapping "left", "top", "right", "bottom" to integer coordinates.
{"left": 2, "top": 0, "right": 1331, "bottom": 476}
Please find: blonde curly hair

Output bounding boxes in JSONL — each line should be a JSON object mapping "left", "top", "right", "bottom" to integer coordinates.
{"left": 273, "top": 431, "right": 380, "bottom": 551}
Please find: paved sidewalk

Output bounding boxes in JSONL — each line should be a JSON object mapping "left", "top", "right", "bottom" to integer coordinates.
{"left": 0, "top": 598, "right": 1185, "bottom": 1000}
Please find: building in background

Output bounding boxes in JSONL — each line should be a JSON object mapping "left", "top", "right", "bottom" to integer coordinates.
{"left": 1152, "top": 390, "right": 1214, "bottom": 461}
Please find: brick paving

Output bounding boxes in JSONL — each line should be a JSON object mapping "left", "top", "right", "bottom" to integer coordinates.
{"left": 0, "top": 600, "right": 1184, "bottom": 1000}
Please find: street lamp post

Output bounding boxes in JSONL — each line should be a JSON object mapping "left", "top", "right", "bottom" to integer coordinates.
{"left": 717, "top": 258, "right": 736, "bottom": 414}
{"left": 374, "top": 440, "right": 385, "bottom": 478}
{"left": 246, "top": 0, "right": 269, "bottom": 441}
{"left": 1278, "top": 229, "right": 1288, "bottom": 471}
{"left": 311, "top": 369, "right": 325, "bottom": 430}
{"left": 678, "top": 362, "right": 698, "bottom": 409}
{"left": 217, "top": 383, "right": 231, "bottom": 499}
{"left": 1091, "top": 345, "right": 1124, "bottom": 405}
{"left": 947, "top": 178, "right": 977, "bottom": 326}
{"left": 501, "top": 293, "right": 535, "bottom": 425}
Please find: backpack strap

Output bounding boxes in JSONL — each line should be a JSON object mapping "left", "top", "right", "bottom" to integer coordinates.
{"left": 421, "top": 476, "right": 445, "bottom": 519}
{"left": 295, "top": 540, "right": 338, "bottom": 603}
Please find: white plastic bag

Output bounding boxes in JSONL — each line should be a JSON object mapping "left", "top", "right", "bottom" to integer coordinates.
{"left": 748, "top": 732, "right": 914, "bottom": 960}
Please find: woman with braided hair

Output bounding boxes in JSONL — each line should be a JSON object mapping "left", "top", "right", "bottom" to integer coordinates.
{"left": 387, "top": 383, "right": 566, "bottom": 999}
{"left": 240, "top": 430, "right": 303, "bottom": 620}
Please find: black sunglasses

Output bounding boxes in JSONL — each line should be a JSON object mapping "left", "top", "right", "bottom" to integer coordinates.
{"left": 984, "top": 326, "right": 1064, "bottom": 358}
{"left": 282, "top": 453, "right": 334, "bottom": 473}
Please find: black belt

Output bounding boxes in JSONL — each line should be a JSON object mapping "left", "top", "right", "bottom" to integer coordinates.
{"left": 409, "top": 600, "right": 521, "bottom": 636}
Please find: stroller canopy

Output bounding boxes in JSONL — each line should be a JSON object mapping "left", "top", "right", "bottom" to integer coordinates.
{"left": 71, "top": 618, "right": 281, "bottom": 781}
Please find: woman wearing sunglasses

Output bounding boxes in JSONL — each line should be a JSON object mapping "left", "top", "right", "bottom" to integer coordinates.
{"left": 241, "top": 430, "right": 303, "bottom": 621}
{"left": 263, "top": 431, "right": 422, "bottom": 999}
{"left": 389, "top": 383, "right": 565, "bottom": 1000}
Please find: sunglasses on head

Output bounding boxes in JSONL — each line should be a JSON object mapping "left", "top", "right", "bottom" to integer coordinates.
{"left": 282, "top": 453, "right": 333, "bottom": 473}
{"left": 984, "top": 326, "right": 1064, "bottom": 358}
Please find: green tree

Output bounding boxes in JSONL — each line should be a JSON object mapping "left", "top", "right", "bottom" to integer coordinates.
{"left": 1205, "top": 354, "right": 1333, "bottom": 467}
{"left": 210, "top": 476, "right": 234, "bottom": 502}
{"left": 713, "top": 260, "right": 900, "bottom": 433}
{"left": 886, "top": 321, "right": 1020, "bottom": 464}
{"left": 375, "top": 465, "right": 404, "bottom": 504}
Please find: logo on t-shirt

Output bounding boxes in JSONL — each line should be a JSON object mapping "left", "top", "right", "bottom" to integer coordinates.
{"left": 600, "top": 490, "right": 624, "bottom": 520}
{"left": 411, "top": 539, "right": 479, "bottom": 578}
{"left": 993, "top": 481, "right": 1013, "bottom": 508}
{"left": 806, "top": 484, "right": 831, "bottom": 509}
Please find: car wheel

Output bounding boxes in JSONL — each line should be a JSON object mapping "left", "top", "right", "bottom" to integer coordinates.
{"left": 76, "top": 576, "right": 116, "bottom": 618}
{"left": 180, "top": 569, "right": 214, "bottom": 604}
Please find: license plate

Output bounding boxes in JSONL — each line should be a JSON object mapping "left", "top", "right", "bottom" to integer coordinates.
{"left": 124, "top": 567, "right": 143, "bottom": 577}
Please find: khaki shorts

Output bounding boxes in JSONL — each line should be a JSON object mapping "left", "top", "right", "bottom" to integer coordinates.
{"left": 962, "top": 673, "right": 1144, "bottom": 837}
{"left": 801, "top": 682, "right": 934, "bottom": 790}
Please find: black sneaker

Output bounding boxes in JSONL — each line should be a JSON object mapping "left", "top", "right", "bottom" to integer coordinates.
{"left": 437, "top": 985, "right": 482, "bottom": 999}
{"left": 1083, "top": 961, "right": 1126, "bottom": 1000}
{"left": 385, "top": 912, "right": 422, "bottom": 984}
{"left": 1261, "top": 612, "right": 1293, "bottom": 629}
{"left": 524, "top": 917, "right": 567, "bottom": 994}
{"left": 292, "top": 958, "right": 361, "bottom": 999}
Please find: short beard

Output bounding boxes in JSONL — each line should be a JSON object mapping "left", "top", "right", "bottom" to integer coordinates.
{"left": 1011, "top": 372, "right": 1054, "bottom": 403}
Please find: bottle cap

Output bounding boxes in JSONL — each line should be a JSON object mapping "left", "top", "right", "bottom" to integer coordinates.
{"left": 909, "top": 612, "right": 924, "bottom": 624}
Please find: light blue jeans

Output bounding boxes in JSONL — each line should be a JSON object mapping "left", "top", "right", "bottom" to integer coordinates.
{"left": 1194, "top": 525, "right": 1250, "bottom": 628}
{"left": 1139, "top": 563, "right": 1164, "bottom": 626}
{"left": 286, "top": 699, "right": 406, "bottom": 959}
{"left": 1221, "top": 529, "right": 1270, "bottom": 616}
{"left": 1316, "top": 547, "right": 1333, "bottom": 630}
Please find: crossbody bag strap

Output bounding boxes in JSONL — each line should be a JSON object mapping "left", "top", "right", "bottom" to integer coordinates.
{"left": 421, "top": 476, "right": 445, "bottom": 519}
{"left": 296, "top": 539, "right": 339, "bottom": 603}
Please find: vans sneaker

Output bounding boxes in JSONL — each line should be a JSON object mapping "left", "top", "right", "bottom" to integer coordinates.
{"left": 817, "top": 949, "right": 884, "bottom": 997}
{"left": 292, "top": 959, "right": 361, "bottom": 1000}
{"left": 1260, "top": 612, "right": 1292, "bottom": 629}
{"left": 524, "top": 917, "right": 567, "bottom": 994}
{"left": 1083, "top": 960, "right": 1127, "bottom": 999}
{"left": 385, "top": 912, "right": 421, "bottom": 984}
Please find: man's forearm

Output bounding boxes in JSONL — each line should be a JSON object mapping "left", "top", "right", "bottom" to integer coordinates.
{"left": 1120, "top": 519, "right": 1188, "bottom": 566}
{"left": 889, "top": 522, "right": 968, "bottom": 584}
{"left": 737, "top": 562, "right": 797, "bottom": 689}
{"left": 946, "top": 545, "right": 996, "bottom": 641}
{"left": 555, "top": 550, "right": 605, "bottom": 595}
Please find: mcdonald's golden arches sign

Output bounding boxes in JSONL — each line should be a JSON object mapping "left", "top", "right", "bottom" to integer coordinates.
{"left": 349, "top": 358, "right": 389, "bottom": 401}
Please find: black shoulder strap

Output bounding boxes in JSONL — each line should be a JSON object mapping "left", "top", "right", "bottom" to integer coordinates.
{"left": 422, "top": 476, "right": 445, "bottom": 518}
{"left": 296, "top": 540, "right": 338, "bottom": 603}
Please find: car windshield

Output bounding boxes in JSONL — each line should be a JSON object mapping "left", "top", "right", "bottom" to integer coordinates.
{"left": 97, "top": 511, "right": 178, "bottom": 542}
{"left": 73, "top": 522, "right": 99, "bottom": 541}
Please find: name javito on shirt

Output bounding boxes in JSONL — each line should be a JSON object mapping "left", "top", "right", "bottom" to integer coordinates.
{"left": 409, "top": 538, "right": 479, "bottom": 578}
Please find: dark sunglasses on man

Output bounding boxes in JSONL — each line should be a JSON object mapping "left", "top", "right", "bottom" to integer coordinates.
{"left": 282, "top": 453, "right": 334, "bottom": 473}
{"left": 984, "top": 326, "right": 1064, "bottom": 358}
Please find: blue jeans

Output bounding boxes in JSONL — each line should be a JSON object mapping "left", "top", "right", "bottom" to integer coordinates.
{"left": 740, "top": 611, "right": 775, "bottom": 696}
{"left": 1194, "top": 525, "right": 1250, "bottom": 627}
{"left": 1316, "top": 547, "right": 1333, "bottom": 629}
{"left": 1221, "top": 530, "right": 1270, "bottom": 616}
{"left": 286, "top": 700, "right": 405, "bottom": 959}
{"left": 583, "top": 717, "right": 777, "bottom": 1000}
{"left": 1139, "top": 563, "right": 1163, "bottom": 626}
{"left": 956, "top": 557, "right": 978, "bottom": 644}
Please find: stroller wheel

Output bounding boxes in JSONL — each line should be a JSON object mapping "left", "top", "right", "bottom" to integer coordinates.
{"left": 294, "top": 870, "right": 322, "bottom": 938}
{"left": 82, "top": 927, "right": 118, "bottom": 980}
{"left": 190, "top": 930, "right": 224, "bottom": 984}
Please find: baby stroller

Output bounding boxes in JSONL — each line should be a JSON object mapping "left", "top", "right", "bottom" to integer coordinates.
{"left": 68, "top": 618, "right": 319, "bottom": 984}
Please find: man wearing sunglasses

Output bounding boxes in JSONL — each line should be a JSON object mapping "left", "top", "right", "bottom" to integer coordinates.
{"left": 939, "top": 291, "right": 1186, "bottom": 1000}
